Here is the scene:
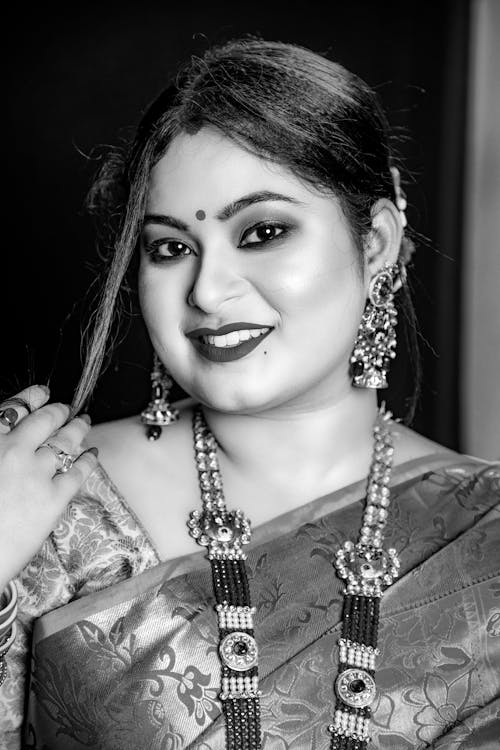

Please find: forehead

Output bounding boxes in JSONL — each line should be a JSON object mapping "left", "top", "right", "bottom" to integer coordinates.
{"left": 146, "top": 127, "right": 320, "bottom": 213}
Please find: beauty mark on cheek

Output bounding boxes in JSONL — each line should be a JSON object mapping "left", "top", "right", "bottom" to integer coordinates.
{"left": 195, "top": 210, "right": 206, "bottom": 221}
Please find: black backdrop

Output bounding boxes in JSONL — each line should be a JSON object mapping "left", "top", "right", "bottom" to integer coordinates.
{"left": 4, "top": 0, "right": 470, "bottom": 448}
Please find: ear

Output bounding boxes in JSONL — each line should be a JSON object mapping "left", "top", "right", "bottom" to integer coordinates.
{"left": 363, "top": 198, "right": 403, "bottom": 288}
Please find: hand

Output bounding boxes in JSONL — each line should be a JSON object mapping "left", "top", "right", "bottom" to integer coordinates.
{"left": 0, "top": 385, "right": 99, "bottom": 590}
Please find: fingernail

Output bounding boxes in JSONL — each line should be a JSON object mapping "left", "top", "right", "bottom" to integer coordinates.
{"left": 79, "top": 414, "right": 92, "bottom": 425}
{"left": 86, "top": 447, "right": 99, "bottom": 458}
{"left": 39, "top": 385, "right": 50, "bottom": 395}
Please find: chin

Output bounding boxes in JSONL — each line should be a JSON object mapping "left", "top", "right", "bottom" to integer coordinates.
{"left": 186, "top": 376, "right": 289, "bottom": 416}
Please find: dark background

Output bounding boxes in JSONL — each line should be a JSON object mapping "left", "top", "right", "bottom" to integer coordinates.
{"left": 4, "top": 0, "right": 470, "bottom": 448}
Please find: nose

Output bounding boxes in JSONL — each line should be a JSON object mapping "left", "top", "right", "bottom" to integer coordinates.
{"left": 187, "top": 247, "right": 247, "bottom": 313}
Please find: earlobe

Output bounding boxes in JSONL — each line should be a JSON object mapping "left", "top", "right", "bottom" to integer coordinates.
{"left": 364, "top": 198, "right": 403, "bottom": 280}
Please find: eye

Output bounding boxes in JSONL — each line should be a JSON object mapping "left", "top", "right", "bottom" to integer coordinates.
{"left": 144, "top": 238, "right": 193, "bottom": 262}
{"left": 239, "top": 221, "right": 289, "bottom": 248}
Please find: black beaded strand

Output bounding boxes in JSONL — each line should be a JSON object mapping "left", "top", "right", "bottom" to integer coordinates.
{"left": 329, "top": 407, "right": 399, "bottom": 748}
{"left": 189, "top": 407, "right": 262, "bottom": 749}
{"left": 189, "top": 404, "right": 399, "bottom": 750}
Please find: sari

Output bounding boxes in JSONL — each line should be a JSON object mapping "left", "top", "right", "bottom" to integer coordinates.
{"left": 2, "top": 454, "right": 500, "bottom": 749}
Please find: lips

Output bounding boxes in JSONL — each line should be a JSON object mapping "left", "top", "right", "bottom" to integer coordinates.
{"left": 186, "top": 322, "right": 272, "bottom": 338}
{"left": 189, "top": 327, "right": 273, "bottom": 363}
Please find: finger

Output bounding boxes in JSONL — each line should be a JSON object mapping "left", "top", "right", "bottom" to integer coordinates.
{"left": 2, "top": 384, "right": 50, "bottom": 413}
{"left": 0, "top": 384, "right": 50, "bottom": 433}
{"left": 53, "top": 447, "right": 99, "bottom": 499}
{"left": 35, "top": 415, "right": 91, "bottom": 473}
{"left": 10, "top": 402, "right": 70, "bottom": 451}
{"left": 42, "top": 414, "right": 91, "bottom": 454}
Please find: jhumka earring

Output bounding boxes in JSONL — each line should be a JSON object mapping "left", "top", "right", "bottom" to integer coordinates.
{"left": 350, "top": 263, "right": 399, "bottom": 389}
{"left": 141, "top": 353, "right": 179, "bottom": 440}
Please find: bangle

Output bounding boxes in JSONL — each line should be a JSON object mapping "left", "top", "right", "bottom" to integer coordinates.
{"left": 0, "top": 621, "right": 16, "bottom": 687}
{"left": 0, "top": 621, "right": 16, "bottom": 657}
{"left": 0, "top": 581, "right": 18, "bottom": 633}
{"left": 0, "top": 581, "right": 18, "bottom": 618}
{"left": 0, "top": 605, "right": 16, "bottom": 640}
{"left": 0, "top": 582, "right": 18, "bottom": 688}
{"left": 0, "top": 658, "right": 6, "bottom": 687}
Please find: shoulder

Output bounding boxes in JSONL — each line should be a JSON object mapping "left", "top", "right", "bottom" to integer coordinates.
{"left": 392, "top": 421, "right": 499, "bottom": 474}
{"left": 87, "top": 397, "right": 198, "bottom": 493}
{"left": 391, "top": 423, "right": 499, "bottom": 515}
{"left": 391, "top": 421, "right": 459, "bottom": 465}
{"left": 395, "top": 419, "right": 499, "bottom": 469}
{"left": 89, "top": 396, "right": 196, "bottom": 444}
{"left": 390, "top": 423, "right": 499, "bottom": 513}
{"left": 87, "top": 398, "right": 202, "bottom": 561}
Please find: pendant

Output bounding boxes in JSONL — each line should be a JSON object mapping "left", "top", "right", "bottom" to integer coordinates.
{"left": 188, "top": 508, "right": 252, "bottom": 558}
{"left": 335, "top": 668, "right": 376, "bottom": 708}
{"left": 220, "top": 632, "right": 259, "bottom": 671}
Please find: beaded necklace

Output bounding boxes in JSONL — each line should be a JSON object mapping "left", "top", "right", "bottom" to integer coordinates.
{"left": 188, "top": 404, "right": 400, "bottom": 749}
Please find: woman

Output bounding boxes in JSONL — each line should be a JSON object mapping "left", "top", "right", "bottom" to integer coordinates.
{"left": 0, "top": 39, "right": 498, "bottom": 750}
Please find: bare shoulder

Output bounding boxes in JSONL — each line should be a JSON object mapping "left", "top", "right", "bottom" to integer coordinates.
{"left": 88, "top": 397, "right": 198, "bottom": 490}
{"left": 391, "top": 421, "right": 459, "bottom": 465}
{"left": 87, "top": 398, "right": 202, "bottom": 560}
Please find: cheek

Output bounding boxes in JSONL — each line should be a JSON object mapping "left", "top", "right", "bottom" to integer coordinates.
{"left": 261, "top": 244, "right": 363, "bottom": 339}
{"left": 138, "top": 268, "right": 182, "bottom": 341}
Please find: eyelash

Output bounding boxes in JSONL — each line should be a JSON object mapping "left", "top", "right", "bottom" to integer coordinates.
{"left": 143, "top": 221, "right": 291, "bottom": 263}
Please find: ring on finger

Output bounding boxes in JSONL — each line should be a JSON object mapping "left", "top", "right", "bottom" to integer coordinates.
{"left": 0, "top": 408, "right": 20, "bottom": 429}
{"left": 40, "top": 442, "right": 77, "bottom": 474}
{"left": 0, "top": 398, "right": 32, "bottom": 430}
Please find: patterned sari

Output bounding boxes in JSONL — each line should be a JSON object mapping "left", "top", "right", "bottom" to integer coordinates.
{"left": 2, "top": 454, "right": 500, "bottom": 749}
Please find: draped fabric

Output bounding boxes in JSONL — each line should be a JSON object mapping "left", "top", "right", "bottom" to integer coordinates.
{"left": 1, "top": 454, "right": 498, "bottom": 749}
{"left": 0, "top": 465, "right": 161, "bottom": 749}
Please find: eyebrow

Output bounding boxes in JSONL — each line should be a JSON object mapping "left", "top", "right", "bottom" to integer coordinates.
{"left": 216, "top": 190, "right": 304, "bottom": 220}
{"left": 142, "top": 190, "right": 304, "bottom": 232}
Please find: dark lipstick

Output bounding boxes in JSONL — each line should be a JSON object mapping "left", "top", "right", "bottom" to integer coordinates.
{"left": 186, "top": 322, "right": 271, "bottom": 338}
{"left": 188, "top": 325, "right": 273, "bottom": 363}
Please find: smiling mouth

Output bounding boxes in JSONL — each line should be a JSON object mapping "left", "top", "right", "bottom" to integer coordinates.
{"left": 200, "top": 327, "right": 271, "bottom": 348}
{"left": 189, "top": 326, "right": 273, "bottom": 363}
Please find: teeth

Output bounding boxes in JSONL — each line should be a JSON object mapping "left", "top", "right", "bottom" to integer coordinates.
{"left": 203, "top": 327, "right": 270, "bottom": 348}
{"left": 225, "top": 331, "right": 241, "bottom": 347}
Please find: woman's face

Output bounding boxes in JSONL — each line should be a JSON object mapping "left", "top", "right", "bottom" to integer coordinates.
{"left": 139, "top": 127, "right": 366, "bottom": 413}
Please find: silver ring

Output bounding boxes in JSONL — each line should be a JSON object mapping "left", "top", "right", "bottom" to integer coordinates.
{"left": 40, "top": 442, "right": 76, "bottom": 474}
{"left": 0, "top": 407, "right": 20, "bottom": 430}
{"left": 0, "top": 397, "right": 32, "bottom": 431}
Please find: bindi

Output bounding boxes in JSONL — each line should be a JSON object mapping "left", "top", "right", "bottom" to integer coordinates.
{"left": 195, "top": 210, "right": 206, "bottom": 221}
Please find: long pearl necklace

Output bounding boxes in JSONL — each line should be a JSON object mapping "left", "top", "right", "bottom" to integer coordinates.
{"left": 188, "top": 405, "right": 400, "bottom": 749}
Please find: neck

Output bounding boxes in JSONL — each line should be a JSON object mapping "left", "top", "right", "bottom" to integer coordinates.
{"left": 201, "top": 388, "right": 380, "bottom": 499}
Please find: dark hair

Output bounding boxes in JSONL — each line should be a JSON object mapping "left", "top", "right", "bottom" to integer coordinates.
{"left": 74, "top": 37, "right": 420, "bottom": 419}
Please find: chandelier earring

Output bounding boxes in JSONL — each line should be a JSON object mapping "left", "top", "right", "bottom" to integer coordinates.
{"left": 350, "top": 263, "right": 400, "bottom": 390}
{"left": 141, "top": 352, "right": 179, "bottom": 441}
